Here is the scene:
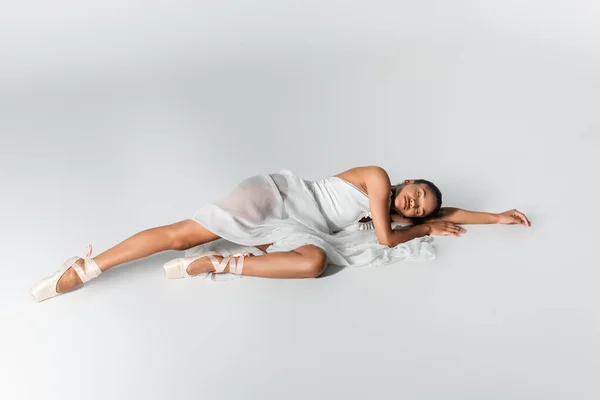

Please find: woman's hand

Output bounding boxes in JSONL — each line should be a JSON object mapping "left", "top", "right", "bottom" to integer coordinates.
{"left": 425, "top": 221, "right": 466, "bottom": 237}
{"left": 496, "top": 209, "right": 531, "bottom": 226}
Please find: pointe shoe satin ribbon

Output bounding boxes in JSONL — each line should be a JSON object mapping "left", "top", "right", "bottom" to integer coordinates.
{"left": 30, "top": 244, "right": 102, "bottom": 302}
{"left": 217, "top": 252, "right": 251, "bottom": 275}
{"left": 163, "top": 251, "right": 251, "bottom": 279}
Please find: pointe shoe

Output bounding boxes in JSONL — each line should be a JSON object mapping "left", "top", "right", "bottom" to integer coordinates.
{"left": 163, "top": 251, "right": 252, "bottom": 279}
{"left": 30, "top": 244, "right": 103, "bottom": 302}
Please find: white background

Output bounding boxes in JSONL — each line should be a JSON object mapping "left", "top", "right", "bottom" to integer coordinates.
{"left": 1, "top": 1, "right": 598, "bottom": 399}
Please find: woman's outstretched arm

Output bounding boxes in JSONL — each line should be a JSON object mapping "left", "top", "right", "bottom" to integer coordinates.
{"left": 423, "top": 207, "right": 531, "bottom": 226}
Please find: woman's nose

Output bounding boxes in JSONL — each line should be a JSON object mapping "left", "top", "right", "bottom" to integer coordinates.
{"left": 410, "top": 198, "right": 415, "bottom": 209}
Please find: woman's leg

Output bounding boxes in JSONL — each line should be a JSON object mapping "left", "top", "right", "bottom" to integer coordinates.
{"left": 187, "top": 244, "right": 328, "bottom": 279}
{"left": 56, "top": 219, "right": 219, "bottom": 293}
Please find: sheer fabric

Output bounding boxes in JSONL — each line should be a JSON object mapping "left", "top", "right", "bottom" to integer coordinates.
{"left": 184, "top": 169, "right": 434, "bottom": 280}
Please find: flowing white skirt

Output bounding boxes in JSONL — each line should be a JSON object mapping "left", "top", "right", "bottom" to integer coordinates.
{"left": 184, "top": 169, "right": 435, "bottom": 281}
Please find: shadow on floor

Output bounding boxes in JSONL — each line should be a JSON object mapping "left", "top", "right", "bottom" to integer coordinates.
{"left": 319, "top": 263, "right": 345, "bottom": 278}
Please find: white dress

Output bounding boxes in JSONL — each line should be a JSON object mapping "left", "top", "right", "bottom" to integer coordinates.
{"left": 184, "top": 169, "right": 435, "bottom": 280}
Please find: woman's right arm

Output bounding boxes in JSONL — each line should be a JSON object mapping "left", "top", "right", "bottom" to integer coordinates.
{"left": 386, "top": 221, "right": 466, "bottom": 247}
{"left": 386, "top": 225, "right": 431, "bottom": 247}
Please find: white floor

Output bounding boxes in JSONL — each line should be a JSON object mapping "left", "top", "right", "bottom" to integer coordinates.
{"left": 1, "top": 1, "right": 599, "bottom": 399}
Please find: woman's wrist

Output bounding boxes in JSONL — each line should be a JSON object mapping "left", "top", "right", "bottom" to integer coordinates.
{"left": 417, "top": 223, "right": 432, "bottom": 236}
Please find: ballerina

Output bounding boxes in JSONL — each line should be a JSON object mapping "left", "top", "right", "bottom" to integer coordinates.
{"left": 30, "top": 165, "right": 530, "bottom": 302}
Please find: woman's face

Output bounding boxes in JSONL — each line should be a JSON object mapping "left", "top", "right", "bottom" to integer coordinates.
{"left": 394, "top": 180, "right": 438, "bottom": 218}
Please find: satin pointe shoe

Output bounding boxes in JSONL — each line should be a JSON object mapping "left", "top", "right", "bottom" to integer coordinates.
{"left": 30, "top": 244, "right": 103, "bottom": 302}
{"left": 163, "top": 251, "right": 252, "bottom": 279}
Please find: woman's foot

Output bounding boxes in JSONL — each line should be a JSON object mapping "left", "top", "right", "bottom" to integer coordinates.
{"left": 186, "top": 253, "right": 255, "bottom": 276}
{"left": 31, "top": 244, "right": 103, "bottom": 302}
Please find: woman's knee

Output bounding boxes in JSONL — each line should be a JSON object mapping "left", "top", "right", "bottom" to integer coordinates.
{"left": 295, "top": 245, "right": 328, "bottom": 278}
{"left": 169, "top": 219, "right": 220, "bottom": 250}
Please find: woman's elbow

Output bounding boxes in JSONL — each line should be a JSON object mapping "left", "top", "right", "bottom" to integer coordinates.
{"left": 378, "top": 233, "right": 394, "bottom": 247}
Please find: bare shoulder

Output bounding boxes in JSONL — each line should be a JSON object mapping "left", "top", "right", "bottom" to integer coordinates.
{"left": 333, "top": 165, "right": 390, "bottom": 195}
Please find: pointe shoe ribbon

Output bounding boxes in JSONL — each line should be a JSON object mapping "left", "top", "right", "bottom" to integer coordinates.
{"left": 30, "top": 244, "right": 102, "bottom": 302}
{"left": 71, "top": 244, "right": 102, "bottom": 283}
{"left": 163, "top": 251, "right": 251, "bottom": 279}
{"left": 217, "top": 252, "right": 251, "bottom": 275}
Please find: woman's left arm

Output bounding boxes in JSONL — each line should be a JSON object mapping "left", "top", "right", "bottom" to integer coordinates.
{"left": 425, "top": 207, "right": 531, "bottom": 226}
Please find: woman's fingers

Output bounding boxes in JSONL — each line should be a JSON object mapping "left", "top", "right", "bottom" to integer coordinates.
{"left": 515, "top": 210, "right": 530, "bottom": 226}
{"left": 513, "top": 213, "right": 525, "bottom": 225}
{"left": 445, "top": 223, "right": 465, "bottom": 236}
{"left": 510, "top": 209, "right": 530, "bottom": 226}
{"left": 429, "top": 221, "right": 466, "bottom": 236}
{"left": 449, "top": 223, "right": 466, "bottom": 233}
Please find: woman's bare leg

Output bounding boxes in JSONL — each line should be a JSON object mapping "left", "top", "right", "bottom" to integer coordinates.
{"left": 56, "top": 219, "right": 218, "bottom": 293}
{"left": 186, "top": 244, "right": 328, "bottom": 279}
